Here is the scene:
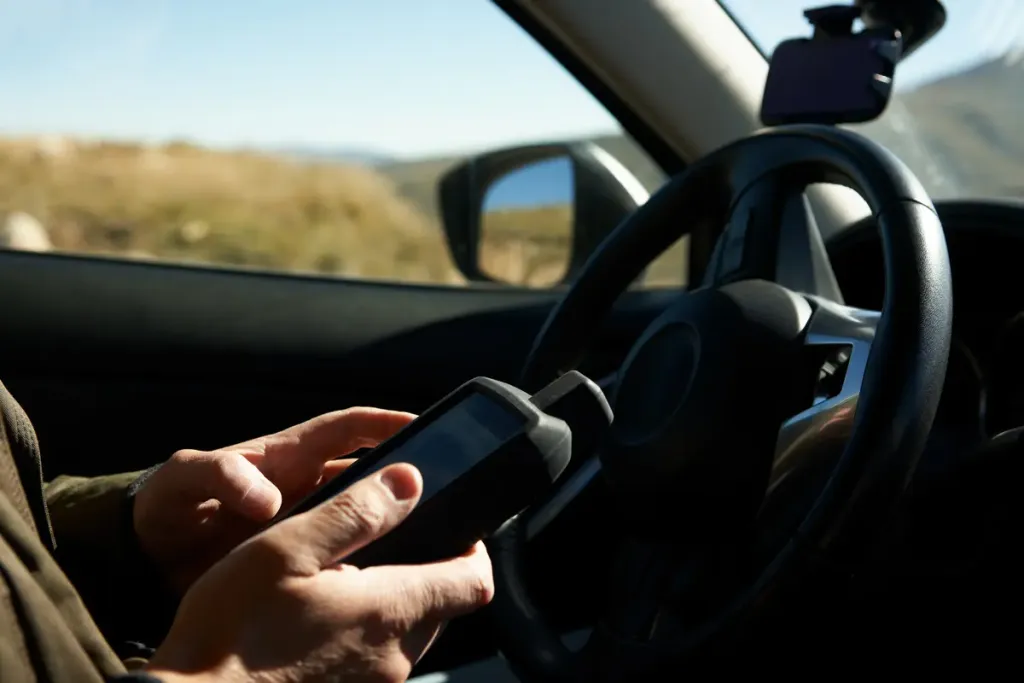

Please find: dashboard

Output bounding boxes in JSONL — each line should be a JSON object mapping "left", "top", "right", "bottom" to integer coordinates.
{"left": 827, "top": 199, "right": 1024, "bottom": 447}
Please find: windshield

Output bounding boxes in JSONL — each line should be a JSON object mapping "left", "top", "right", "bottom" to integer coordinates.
{"left": 722, "top": 0, "right": 1024, "bottom": 201}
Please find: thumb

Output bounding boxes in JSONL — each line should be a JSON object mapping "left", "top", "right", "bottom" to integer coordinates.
{"left": 275, "top": 463, "right": 423, "bottom": 572}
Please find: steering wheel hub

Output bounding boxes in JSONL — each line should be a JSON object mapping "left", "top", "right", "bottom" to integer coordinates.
{"left": 613, "top": 320, "right": 698, "bottom": 445}
{"left": 605, "top": 281, "right": 813, "bottom": 531}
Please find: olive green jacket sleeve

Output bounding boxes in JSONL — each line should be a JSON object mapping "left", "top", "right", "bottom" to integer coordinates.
{"left": 44, "top": 471, "right": 180, "bottom": 652}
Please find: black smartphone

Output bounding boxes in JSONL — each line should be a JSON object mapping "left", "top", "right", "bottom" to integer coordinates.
{"left": 267, "top": 376, "right": 573, "bottom": 567}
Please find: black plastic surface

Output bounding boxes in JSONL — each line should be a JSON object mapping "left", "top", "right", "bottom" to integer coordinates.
{"left": 267, "top": 376, "right": 571, "bottom": 567}
{"left": 528, "top": 370, "right": 613, "bottom": 478}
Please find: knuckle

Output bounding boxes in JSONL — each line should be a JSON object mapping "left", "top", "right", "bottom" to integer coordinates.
{"left": 342, "top": 406, "right": 375, "bottom": 417}
{"left": 167, "top": 448, "right": 202, "bottom": 466}
{"left": 468, "top": 566, "right": 495, "bottom": 606}
{"left": 210, "top": 453, "right": 238, "bottom": 480}
{"left": 329, "top": 490, "right": 387, "bottom": 538}
{"left": 239, "top": 534, "right": 294, "bottom": 575}
{"left": 409, "top": 580, "right": 443, "bottom": 620}
{"left": 443, "top": 565, "right": 493, "bottom": 610}
{"left": 250, "top": 531, "right": 287, "bottom": 556}
{"left": 208, "top": 453, "right": 254, "bottom": 491}
{"left": 360, "top": 601, "right": 409, "bottom": 643}
{"left": 451, "top": 549, "right": 494, "bottom": 607}
{"left": 368, "top": 581, "right": 429, "bottom": 634}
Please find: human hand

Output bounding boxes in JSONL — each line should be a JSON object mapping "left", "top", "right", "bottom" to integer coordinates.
{"left": 145, "top": 463, "right": 494, "bottom": 683}
{"left": 133, "top": 408, "right": 416, "bottom": 592}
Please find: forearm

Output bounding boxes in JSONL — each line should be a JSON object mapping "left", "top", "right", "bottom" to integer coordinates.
{"left": 45, "top": 470, "right": 179, "bottom": 651}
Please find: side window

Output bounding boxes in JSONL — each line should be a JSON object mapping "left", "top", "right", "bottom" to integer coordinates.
{"left": 0, "top": 2, "right": 686, "bottom": 289}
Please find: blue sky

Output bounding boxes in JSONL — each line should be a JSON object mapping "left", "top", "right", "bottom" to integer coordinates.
{"left": 0, "top": 0, "right": 1018, "bottom": 159}
{"left": 484, "top": 157, "right": 573, "bottom": 210}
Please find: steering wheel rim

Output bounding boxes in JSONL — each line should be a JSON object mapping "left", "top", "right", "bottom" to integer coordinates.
{"left": 488, "top": 125, "right": 953, "bottom": 681}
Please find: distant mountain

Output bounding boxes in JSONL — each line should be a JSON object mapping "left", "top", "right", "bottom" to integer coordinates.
{"left": 257, "top": 132, "right": 666, "bottom": 220}
{"left": 372, "top": 133, "right": 667, "bottom": 219}
{"left": 272, "top": 146, "right": 395, "bottom": 166}
{"left": 859, "top": 55, "right": 1024, "bottom": 199}
{"left": 269, "top": 54, "right": 1023, "bottom": 219}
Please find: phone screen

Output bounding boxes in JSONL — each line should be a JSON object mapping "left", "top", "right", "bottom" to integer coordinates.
{"left": 358, "top": 391, "right": 525, "bottom": 502}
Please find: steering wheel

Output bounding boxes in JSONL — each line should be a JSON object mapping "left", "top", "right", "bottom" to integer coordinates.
{"left": 486, "top": 125, "right": 953, "bottom": 681}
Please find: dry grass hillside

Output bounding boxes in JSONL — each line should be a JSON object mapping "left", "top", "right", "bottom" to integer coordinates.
{"left": 0, "top": 137, "right": 468, "bottom": 283}
{"left": 0, "top": 135, "right": 687, "bottom": 288}
{"left": 480, "top": 205, "right": 574, "bottom": 286}
{"left": 479, "top": 204, "right": 688, "bottom": 287}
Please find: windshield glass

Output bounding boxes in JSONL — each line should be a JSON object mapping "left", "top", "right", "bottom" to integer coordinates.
{"left": 722, "top": 0, "right": 1024, "bottom": 201}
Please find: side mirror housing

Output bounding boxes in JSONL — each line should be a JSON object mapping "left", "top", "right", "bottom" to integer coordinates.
{"left": 438, "top": 142, "right": 649, "bottom": 286}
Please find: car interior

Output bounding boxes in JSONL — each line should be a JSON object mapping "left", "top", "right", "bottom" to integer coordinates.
{"left": 1, "top": 0, "right": 1021, "bottom": 679}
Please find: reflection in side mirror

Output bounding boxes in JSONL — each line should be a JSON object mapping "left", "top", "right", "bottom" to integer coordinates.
{"left": 437, "top": 141, "right": 653, "bottom": 288}
{"left": 479, "top": 156, "right": 573, "bottom": 287}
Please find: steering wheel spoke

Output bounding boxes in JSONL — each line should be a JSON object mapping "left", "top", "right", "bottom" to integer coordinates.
{"left": 750, "top": 298, "right": 882, "bottom": 556}
{"left": 772, "top": 299, "right": 880, "bottom": 491}
{"left": 575, "top": 541, "right": 690, "bottom": 681}
{"left": 525, "top": 457, "right": 603, "bottom": 541}
{"left": 602, "top": 539, "right": 677, "bottom": 637}
{"left": 707, "top": 177, "right": 845, "bottom": 304}
{"left": 576, "top": 538, "right": 744, "bottom": 680}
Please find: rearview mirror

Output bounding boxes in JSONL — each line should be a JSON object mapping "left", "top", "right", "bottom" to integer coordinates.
{"left": 438, "top": 142, "right": 649, "bottom": 287}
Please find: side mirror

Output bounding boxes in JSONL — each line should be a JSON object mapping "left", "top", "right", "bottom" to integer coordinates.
{"left": 438, "top": 142, "right": 649, "bottom": 287}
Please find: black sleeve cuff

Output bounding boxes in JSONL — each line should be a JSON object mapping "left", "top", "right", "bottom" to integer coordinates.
{"left": 48, "top": 466, "right": 181, "bottom": 655}
{"left": 115, "top": 465, "right": 180, "bottom": 652}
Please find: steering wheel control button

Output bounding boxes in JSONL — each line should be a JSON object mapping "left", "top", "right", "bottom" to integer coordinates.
{"left": 813, "top": 345, "right": 852, "bottom": 405}
{"left": 719, "top": 209, "right": 752, "bottom": 275}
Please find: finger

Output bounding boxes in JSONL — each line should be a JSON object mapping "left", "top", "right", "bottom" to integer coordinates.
{"left": 285, "top": 407, "right": 416, "bottom": 459}
{"left": 263, "top": 408, "right": 416, "bottom": 463}
{"left": 319, "top": 457, "right": 357, "bottom": 483}
{"left": 274, "top": 463, "right": 422, "bottom": 572}
{"left": 274, "top": 457, "right": 359, "bottom": 513}
{"left": 163, "top": 450, "right": 282, "bottom": 520}
{"left": 361, "top": 542, "right": 494, "bottom": 624}
{"left": 237, "top": 409, "right": 416, "bottom": 493}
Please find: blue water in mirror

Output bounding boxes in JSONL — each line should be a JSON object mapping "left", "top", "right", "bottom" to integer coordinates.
{"left": 483, "top": 156, "right": 573, "bottom": 210}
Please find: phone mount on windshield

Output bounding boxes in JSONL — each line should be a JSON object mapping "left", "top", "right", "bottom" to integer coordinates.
{"left": 760, "top": 4, "right": 904, "bottom": 127}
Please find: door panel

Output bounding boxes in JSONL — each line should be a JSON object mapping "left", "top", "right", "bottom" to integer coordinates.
{"left": 0, "top": 250, "right": 673, "bottom": 477}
